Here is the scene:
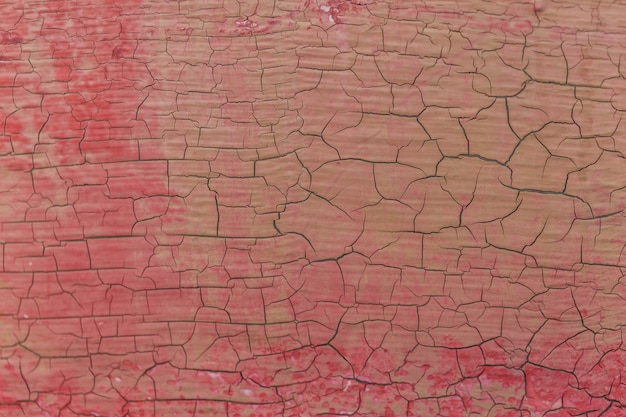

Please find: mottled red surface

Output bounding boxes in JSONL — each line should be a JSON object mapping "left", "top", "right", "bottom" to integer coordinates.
{"left": 1, "top": 0, "right": 626, "bottom": 416}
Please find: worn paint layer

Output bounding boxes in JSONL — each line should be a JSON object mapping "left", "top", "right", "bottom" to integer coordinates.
{"left": 1, "top": 0, "right": 626, "bottom": 416}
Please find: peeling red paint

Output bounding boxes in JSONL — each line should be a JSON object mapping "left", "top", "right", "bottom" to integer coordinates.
{"left": 2, "top": 0, "right": 626, "bottom": 416}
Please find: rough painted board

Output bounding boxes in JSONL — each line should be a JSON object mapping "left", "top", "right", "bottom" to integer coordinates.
{"left": 1, "top": 0, "right": 625, "bottom": 416}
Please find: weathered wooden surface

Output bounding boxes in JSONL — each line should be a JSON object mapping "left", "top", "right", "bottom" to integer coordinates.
{"left": 1, "top": 0, "right": 625, "bottom": 416}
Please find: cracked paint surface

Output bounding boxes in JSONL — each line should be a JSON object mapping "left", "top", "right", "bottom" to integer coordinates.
{"left": 1, "top": 0, "right": 626, "bottom": 416}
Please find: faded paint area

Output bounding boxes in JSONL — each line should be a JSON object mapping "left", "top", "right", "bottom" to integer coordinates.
{"left": 1, "top": 0, "right": 626, "bottom": 416}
